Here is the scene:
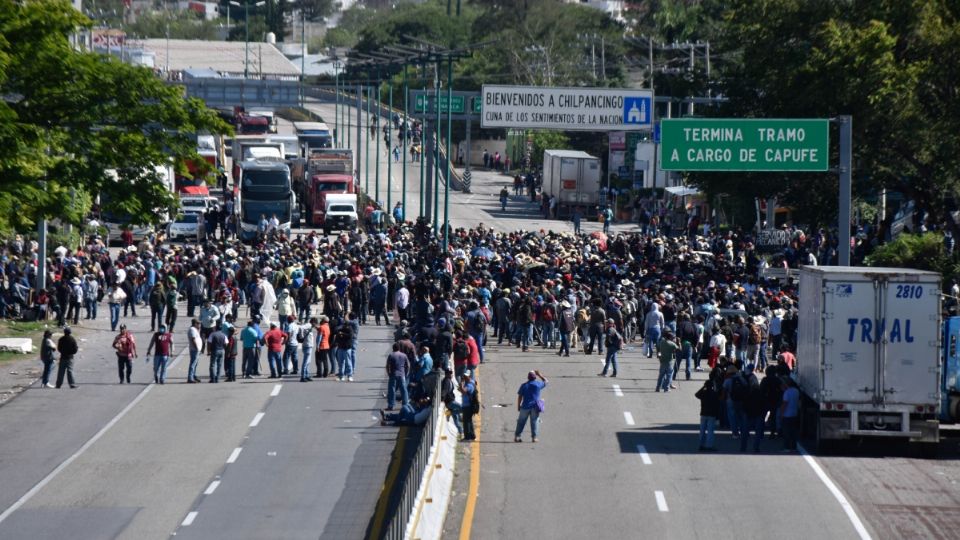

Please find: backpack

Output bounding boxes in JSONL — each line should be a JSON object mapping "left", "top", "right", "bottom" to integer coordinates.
{"left": 541, "top": 304, "right": 554, "bottom": 322}
{"left": 296, "top": 326, "right": 310, "bottom": 344}
{"left": 605, "top": 330, "right": 622, "bottom": 349}
{"left": 559, "top": 309, "right": 575, "bottom": 333}
{"left": 575, "top": 308, "right": 589, "bottom": 325}
{"left": 470, "top": 311, "right": 487, "bottom": 334}
{"left": 470, "top": 384, "right": 481, "bottom": 414}
{"left": 730, "top": 374, "right": 749, "bottom": 402}
{"left": 454, "top": 339, "right": 469, "bottom": 359}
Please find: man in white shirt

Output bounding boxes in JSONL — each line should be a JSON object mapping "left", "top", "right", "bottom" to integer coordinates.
{"left": 186, "top": 319, "right": 203, "bottom": 383}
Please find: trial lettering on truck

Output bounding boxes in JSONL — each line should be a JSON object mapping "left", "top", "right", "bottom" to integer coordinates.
{"left": 847, "top": 318, "right": 915, "bottom": 343}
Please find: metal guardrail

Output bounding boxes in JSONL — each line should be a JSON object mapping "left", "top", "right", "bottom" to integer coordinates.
{"left": 382, "top": 379, "right": 444, "bottom": 540}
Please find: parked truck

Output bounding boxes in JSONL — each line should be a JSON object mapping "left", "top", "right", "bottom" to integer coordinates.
{"left": 797, "top": 266, "right": 941, "bottom": 452}
{"left": 303, "top": 149, "right": 355, "bottom": 228}
{"left": 321, "top": 193, "right": 358, "bottom": 235}
{"left": 941, "top": 316, "right": 960, "bottom": 423}
{"left": 231, "top": 137, "right": 284, "bottom": 183}
{"left": 541, "top": 149, "right": 601, "bottom": 216}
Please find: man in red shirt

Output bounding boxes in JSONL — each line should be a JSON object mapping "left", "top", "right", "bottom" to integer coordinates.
{"left": 263, "top": 322, "right": 288, "bottom": 378}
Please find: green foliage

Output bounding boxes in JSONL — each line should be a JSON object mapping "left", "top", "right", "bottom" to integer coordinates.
{"left": 865, "top": 233, "right": 948, "bottom": 274}
{"left": 125, "top": 9, "right": 221, "bottom": 40}
{"left": 0, "top": 0, "right": 231, "bottom": 234}
{"left": 227, "top": 15, "right": 268, "bottom": 41}
{"left": 529, "top": 131, "right": 570, "bottom": 167}
{"left": 323, "top": 27, "right": 355, "bottom": 49}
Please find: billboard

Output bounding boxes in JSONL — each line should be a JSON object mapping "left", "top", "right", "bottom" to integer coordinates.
{"left": 481, "top": 85, "right": 653, "bottom": 131}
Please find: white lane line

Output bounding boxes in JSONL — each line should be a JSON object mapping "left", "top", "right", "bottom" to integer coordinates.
{"left": 250, "top": 412, "right": 265, "bottom": 427}
{"left": 270, "top": 384, "right": 282, "bottom": 397}
{"left": 226, "top": 447, "right": 242, "bottom": 464}
{"left": 612, "top": 384, "right": 623, "bottom": 397}
{"left": 623, "top": 411, "right": 635, "bottom": 426}
{"left": 181, "top": 511, "right": 198, "bottom": 526}
{"left": 203, "top": 480, "right": 220, "bottom": 495}
{"left": 0, "top": 346, "right": 188, "bottom": 525}
{"left": 655, "top": 491, "right": 669, "bottom": 512}
{"left": 799, "top": 445, "right": 873, "bottom": 540}
{"left": 637, "top": 444, "right": 652, "bottom": 465}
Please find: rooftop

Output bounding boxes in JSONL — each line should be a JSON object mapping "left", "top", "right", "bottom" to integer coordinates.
{"left": 139, "top": 39, "right": 300, "bottom": 77}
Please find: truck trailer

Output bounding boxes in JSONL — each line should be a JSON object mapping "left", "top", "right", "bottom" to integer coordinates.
{"left": 797, "top": 266, "right": 941, "bottom": 452}
{"left": 541, "top": 149, "right": 601, "bottom": 216}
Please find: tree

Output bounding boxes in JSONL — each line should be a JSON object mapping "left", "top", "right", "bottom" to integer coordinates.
{"left": 0, "top": 0, "right": 231, "bottom": 234}
{"left": 125, "top": 10, "right": 221, "bottom": 40}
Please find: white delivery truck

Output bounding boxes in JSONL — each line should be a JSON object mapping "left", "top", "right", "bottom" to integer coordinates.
{"left": 797, "top": 266, "right": 941, "bottom": 452}
{"left": 321, "top": 193, "right": 358, "bottom": 236}
{"left": 541, "top": 150, "right": 601, "bottom": 216}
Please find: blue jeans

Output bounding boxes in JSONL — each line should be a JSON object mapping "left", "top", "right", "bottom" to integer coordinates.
{"left": 541, "top": 321, "right": 555, "bottom": 348}
{"left": 109, "top": 302, "right": 121, "bottom": 331}
{"left": 243, "top": 348, "right": 257, "bottom": 377}
{"left": 558, "top": 331, "right": 570, "bottom": 356}
{"left": 740, "top": 414, "right": 764, "bottom": 452}
{"left": 699, "top": 416, "right": 716, "bottom": 449}
{"left": 84, "top": 298, "right": 97, "bottom": 319}
{"left": 515, "top": 407, "right": 541, "bottom": 438}
{"left": 387, "top": 374, "right": 409, "bottom": 409}
{"left": 153, "top": 355, "right": 169, "bottom": 383}
{"left": 283, "top": 346, "right": 299, "bottom": 373}
{"left": 727, "top": 400, "right": 741, "bottom": 436}
{"left": 602, "top": 348, "right": 619, "bottom": 376}
{"left": 447, "top": 402, "right": 463, "bottom": 435}
{"left": 645, "top": 327, "right": 661, "bottom": 357}
{"left": 673, "top": 342, "right": 692, "bottom": 382}
{"left": 337, "top": 348, "right": 353, "bottom": 377}
{"left": 587, "top": 326, "right": 603, "bottom": 354}
{"left": 656, "top": 364, "right": 672, "bottom": 391}
{"left": 267, "top": 350, "right": 283, "bottom": 377}
{"left": 521, "top": 323, "right": 533, "bottom": 348}
{"left": 188, "top": 349, "right": 200, "bottom": 381}
{"left": 469, "top": 331, "right": 485, "bottom": 363}
{"left": 301, "top": 348, "right": 313, "bottom": 379}
{"left": 209, "top": 350, "right": 224, "bottom": 382}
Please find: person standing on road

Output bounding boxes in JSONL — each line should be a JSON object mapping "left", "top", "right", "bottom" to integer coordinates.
{"left": 644, "top": 302, "right": 664, "bottom": 359}
{"left": 739, "top": 363, "right": 765, "bottom": 453}
{"left": 164, "top": 282, "right": 179, "bottom": 332}
{"left": 499, "top": 187, "right": 509, "bottom": 212}
{"left": 572, "top": 206, "right": 582, "bottom": 235}
{"left": 316, "top": 316, "right": 333, "bottom": 378}
{"left": 557, "top": 300, "right": 575, "bottom": 357}
{"left": 695, "top": 378, "right": 721, "bottom": 451}
{"left": 460, "top": 374, "right": 478, "bottom": 441}
{"left": 385, "top": 342, "right": 410, "bottom": 410}
{"left": 599, "top": 319, "right": 622, "bottom": 378}
{"left": 40, "top": 330, "right": 56, "bottom": 388}
{"left": 241, "top": 320, "right": 261, "bottom": 379}
{"left": 112, "top": 324, "right": 137, "bottom": 384}
{"left": 263, "top": 322, "right": 287, "bottom": 378}
{"left": 199, "top": 300, "right": 219, "bottom": 353}
{"left": 781, "top": 378, "right": 801, "bottom": 453}
{"left": 148, "top": 283, "right": 165, "bottom": 332}
{"left": 105, "top": 281, "right": 126, "bottom": 332}
{"left": 224, "top": 326, "right": 238, "bottom": 382}
{"left": 334, "top": 318, "right": 355, "bottom": 381}
{"left": 514, "top": 370, "right": 547, "bottom": 443}
{"left": 656, "top": 330, "right": 678, "bottom": 392}
{"left": 56, "top": 327, "right": 79, "bottom": 389}
{"left": 186, "top": 319, "right": 203, "bottom": 383}
{"left": 207, "top": 325, "right": 227, "bottom": 383}
{"left": 146, "top": 325, "right": 174, "bottom": 384}
{"left": 82, "top": 274, "right": 99, "bottom": 321}
{"left": 281, "top": 315, "right": 300, "bottom": 375}
{"left": 299, "top": 318, "right": 317, "bottom": 382}
{"left": 441, "top": 368, "right": 463, "bottom": 439}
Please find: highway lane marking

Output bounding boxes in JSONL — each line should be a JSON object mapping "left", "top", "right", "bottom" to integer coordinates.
{"left": 181, "top": 511, "right": 198, "bottom": 526}
{"left": 637, "top": 444, "right": 652, "bottom": 465}
{"left": 226, "top": 447, "right": 243, "bottom": 464}
{"left": 459, "top": 367, "right": 482, "bottom": 540}
{"left": 0, "top": 347, "right": 187, "bottom": 526}
{"left": 250, "top": 412, "right": 265, "bottom": 427}
{"left": 799, "top": 446, "right": 873, "bottom": 540}
{"left": 270, "top": 384, "right": 282, "bottom": 396}
{"left": 655, "top": 491, "right": 669, "bottom": 512}
{"left": 623, "top": 411, "right": 635, "bottom": 425}
{"left": 203, "top": 481, "right": 220, "bottom": 495}
{"left": 612, "top": 384, "right": 623, "bottom": 397}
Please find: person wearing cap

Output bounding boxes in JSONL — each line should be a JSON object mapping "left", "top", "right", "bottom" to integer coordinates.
{"left": 599, "top": 319, "right": 623, "bottom": 378}
{"left": 146, "top": 325, "right": 174, "bottom": 384}
{"left": 297, "top": 318, "right": 317, "bottom": 382}
{"left": 199, "top": 300, "right": 220, "bottom": 352}
{"left": 644, "top": 302, "right": 664, "bottom": 359}
{"left": 514, "top": 370, "right": 548, "bottom": 443}
{"left": 315, "top": 316, "right": 333, "bottom": 378}
{"left": 110, "top": 324, "right": 137, "bottom": 384}
{"left": 739, "top": 363, "right": 764, "bottom": 453}
{"left": 370, "top": 272, "right": 388, "bottom": 325}
{"left": 556, "top": 300, "right": 575, "bottom": 357}
{"left": 105, "top": 280, "right": 127, "bottom": 332}
{"left": 385, "top": 343, "right": 410, "bottom": 410}
{"left": 440, "top": 368, "right": 463, "bottom": 438}
{"left": 67, "top": 277, "right": 83, "bottom": 325}
{"left": 656, "top": 330, "right": 678, "bottom": 392}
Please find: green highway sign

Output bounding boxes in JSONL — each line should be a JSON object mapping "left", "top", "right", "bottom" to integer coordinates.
{"left": 414, "top": 95, "right": 465, "bottom": 114}
{"left": 659, "top": 118, "right": 829, "bottom": 171}
{"left": 471, "top": 96, "right": 481, "bottom": 114}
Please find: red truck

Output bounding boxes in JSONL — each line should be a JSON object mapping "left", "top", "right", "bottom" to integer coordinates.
{"left": 305, "top": 150, "right": 354, "bottom": 227}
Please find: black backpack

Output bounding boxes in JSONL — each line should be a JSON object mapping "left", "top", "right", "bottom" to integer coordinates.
{"left": 730, "top": 374, "right": 749, "bottom": 402}
{"left": 454, "top": 339, "right": 469, "bottom": 359}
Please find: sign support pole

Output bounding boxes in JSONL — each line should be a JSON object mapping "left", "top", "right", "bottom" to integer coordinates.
{"left": 837, "top": 115, "right": 853, "bottom": 266}
{"left": 356, "top": 84, "right": 362, "bottom": 187}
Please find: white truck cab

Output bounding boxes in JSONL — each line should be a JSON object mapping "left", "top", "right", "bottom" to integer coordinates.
{"left": 322, "top": 193, "right": 358, "bottom": 235}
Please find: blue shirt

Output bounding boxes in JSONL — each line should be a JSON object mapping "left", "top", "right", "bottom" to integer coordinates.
{"left": 240, "top": 326, "right": 260, "bottom": 349}
{"left": 782, "top": 386, "right": 801, "bottom": 418}
{"left": 518, "top": 380, "right": 546, "bottom": 410}
{"left": 462, "top": 381, "right": 475, "bottom": 408}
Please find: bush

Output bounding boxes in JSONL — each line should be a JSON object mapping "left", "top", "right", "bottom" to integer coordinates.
{"left": 865, "top": 232, "right": 949, "bottom": 274}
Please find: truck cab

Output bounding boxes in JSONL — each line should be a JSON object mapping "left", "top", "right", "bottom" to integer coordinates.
{"left": 322, "top": 194, "right": 358, "bottom": 236}
{"left": 308, "top": 174, "right": 355, "bottom": 227}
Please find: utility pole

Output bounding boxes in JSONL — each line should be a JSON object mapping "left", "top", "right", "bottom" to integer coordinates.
{"left": 299, "top": 6, "right": 305, "bottom": 106}
{"left": 387, "top": 83, "right": 393, "bottom": 214}
{"left": 365, "top": 85, "right": 371, "bottom": 195}
{"left": 443, "top": 56, "right": 453, "bottom": 251}
{"left": 402, "top": 63, "right": 408, "bottom": 224}
{"left": 333, "top": 60, "right": 340, "bottom": 146}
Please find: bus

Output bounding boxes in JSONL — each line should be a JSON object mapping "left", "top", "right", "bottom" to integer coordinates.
{"left": 293, "top": 122, "right": 333, "bottom": 155}
{"left": 238, "top": 160, "right": 294, "bottom": 241}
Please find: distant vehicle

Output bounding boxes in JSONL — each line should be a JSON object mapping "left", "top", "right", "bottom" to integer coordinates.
{"left": 246, "top": 107, "right": 278, "bottom": 133}
{"left": 166, "top": 213, "right": 206, "bottom": 243}
{"left": 179, "top": 195, "right": 216, "bottom": 215}
{"left": 175, "top": 134, "right": 219, "bottom": 195}
{"left": 303, "top": 149, "right": 355, "bottom": 228}
{"left": 100, "top": 165, "right": 173, "bottom": 244}
{"left": 797, "top": 266, "right": 941, "bottom": 452}
{"left": 293, "top": 121, "right": 333, "bottom": 154}
{"left": 231, "top": 136, "right": 284, "bottom": 182}
{"left": 266, "top": 135, "right": 300, "bottom": 160}
{"left": 941, "top": 316, "right": 960, "bottom": 423}
{"left": 322, "top": 193, "right": 358, "bottom": 235}
{"left": 541, "top": 149, "right": 601, "bottom": 217}
{"left": 238, "top": 160, "right": 293, "bottom": 241}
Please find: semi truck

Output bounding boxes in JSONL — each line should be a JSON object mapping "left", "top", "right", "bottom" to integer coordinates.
{"left": 293, "top": 122, "right": 333, "bottom": 154}
{"left": 237, "top": 160, "right": 294, "bottom": 241}
{"left": 302, "top": 149, "right": 355, "bottom": 228}
{"left": 231, "top": 137, "right": 284, "bottom": 183}
{"left": 797, "top": 266, "right": 941, "bottom": 452}
{"left": 541, "top": 149, "right": 602, "bottom": 217}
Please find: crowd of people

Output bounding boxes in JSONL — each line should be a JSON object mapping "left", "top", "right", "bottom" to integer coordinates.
{"left": 1, "top": 194, "right": 814, "bottom": 449}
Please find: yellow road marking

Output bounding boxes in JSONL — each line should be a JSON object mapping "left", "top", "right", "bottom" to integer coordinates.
{"left": 459, "top": 367, "right": 481, "bottom": 540}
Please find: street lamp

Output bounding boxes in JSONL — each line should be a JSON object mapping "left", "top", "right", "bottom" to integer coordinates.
{"left": 229, "top": 0, "right": 265, "bottom": 79}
